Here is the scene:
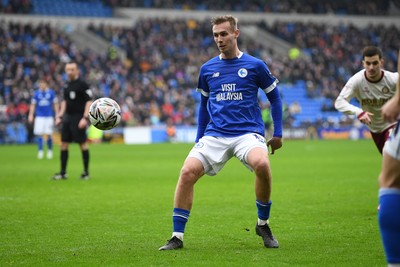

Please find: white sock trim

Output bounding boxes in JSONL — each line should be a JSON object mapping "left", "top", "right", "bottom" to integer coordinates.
{"left": 258, "top": 219, "right": 269, "bottom": 226}
{"left": 172, "top": 232, "right": 184, "bottom": 241}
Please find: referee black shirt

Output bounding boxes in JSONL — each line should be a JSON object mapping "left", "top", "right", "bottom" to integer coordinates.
{"left": 63, "top": 77, "right": 92, "bottom": 116}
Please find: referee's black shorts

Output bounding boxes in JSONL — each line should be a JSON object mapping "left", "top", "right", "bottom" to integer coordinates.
{"left": 61, "top": 114, "right": 87, "bottom": 143}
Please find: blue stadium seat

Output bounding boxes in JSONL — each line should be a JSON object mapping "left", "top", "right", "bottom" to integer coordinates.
{"left": 32, "top": 0, "right": 112, "bottom": 17}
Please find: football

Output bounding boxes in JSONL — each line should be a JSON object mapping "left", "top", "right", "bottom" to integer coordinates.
{"left": 88, "top": 97, "right": 121, "bottom": 130}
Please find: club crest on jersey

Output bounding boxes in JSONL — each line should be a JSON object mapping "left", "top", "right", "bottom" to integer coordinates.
{"left": 238, "top": 68, "right": 248, "bottom": 78}
{"left": 381, "top": 87, "right": 389, "bottom": 94}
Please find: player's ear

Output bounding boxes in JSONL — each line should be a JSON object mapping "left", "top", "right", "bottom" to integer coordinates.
{"left": 234, "top": 29, "right": 240, "bottom": 38}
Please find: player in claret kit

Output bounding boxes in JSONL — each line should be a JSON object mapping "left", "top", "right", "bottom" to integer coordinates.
{"left": 335, "top": 46, "right": 399, "bottom": 154}
{"left": 159, "top": 15, "right": 283, "bottom": 251}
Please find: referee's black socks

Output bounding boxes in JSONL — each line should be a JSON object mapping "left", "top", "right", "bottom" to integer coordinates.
{"left": 61, "top": 150, "right": 68, "bottom": 175}
{"left": 82, "top": 150, "right": 89, "bottom": 174}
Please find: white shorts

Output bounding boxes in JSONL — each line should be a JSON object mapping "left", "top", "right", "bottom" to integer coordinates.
{"left": 187, "top": 133, "right": 268, "bottom": 176}
{"left": 33, "top": 117, "right": 54, "bottom": 135}
{"left": 383, "top": 123, "right": 400, "bottom": 160}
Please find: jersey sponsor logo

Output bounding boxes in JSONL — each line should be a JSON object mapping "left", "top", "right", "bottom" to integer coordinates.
{"left": 217, "top": 83, "right": 243, "bottom": 101}
{"left": 221, "top": 83, "right": 236, "bottom": 91}
{"left": 38, "top": 99, "right": 50, "bottom": 107}
{"left": 212, "top": 72, "right": 220, "bottom": 78}
{"left": 238, "top": 68, "right": 248, "bottom": 78}
{"left": 216, "top": 92, "right": 243, "bottom": 101}
{"left": 361, "top": 97, "right": 391, "bottom": 107}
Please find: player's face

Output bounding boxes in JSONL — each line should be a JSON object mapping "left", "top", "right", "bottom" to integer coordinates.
{"left": 213, "top": 21, "right": 239, "bottom": 57}
{"left": 65, "top": 63, "right": 79, "bottom": 80}
{"left": 39, "top": 81, "right": 47, "bottom": 90}
{"left": 363, "top": 55, "right": 383, "bottom": 81}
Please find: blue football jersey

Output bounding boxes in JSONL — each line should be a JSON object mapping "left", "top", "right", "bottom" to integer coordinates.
{"left": 31, "top": 89, "right": 57, "bottom": 117}
{"left": 196, "top": 52, "right": 278, "bottom": 137}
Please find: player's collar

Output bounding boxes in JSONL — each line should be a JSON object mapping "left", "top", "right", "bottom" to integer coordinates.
{"left": 219, "top": 51, "right": 243, "bottom": 60}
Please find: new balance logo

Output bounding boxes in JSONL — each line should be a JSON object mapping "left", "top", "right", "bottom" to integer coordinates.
{"left": 212, "top": 72, "right": 220, "bottom": 78}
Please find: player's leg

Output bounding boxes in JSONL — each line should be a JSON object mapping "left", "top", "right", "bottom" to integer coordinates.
{"left": 371, "top": 125, "right": 397, "bottom": 155}
{"left": 79, "top": 141, "right": 90, "bottom": 180}
{"left": 378, "top": 152, "right": 400, "bottom": 265}
{"left": 37, "top": 135, "right": 44, "bottom": 159}
{"left": 71, "top": 115, "right": 90, "bottom": 179}
{"left": 160, "top": 136, "right": 231, "bottom": 250}
{"left": 159, "top": 157, "right": 204, "bottom": 250}
{"left": 33, "top": 117, "right": 44, "bottom": 159}
{"left": 246, "top": 146, "right": 279, "bottom": 248}
{"left": 52, "top": 119, "right": 71, "bottom": 179}
{"left": 45, "top": 117, "right": 54, "bottom": 159}
{"left": 46, "top": 133, "right": 53, "bottom": 159}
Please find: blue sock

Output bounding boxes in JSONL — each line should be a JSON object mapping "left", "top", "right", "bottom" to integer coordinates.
{"left": 37, "top": 136, "right": 43, "bottom": 151}
{"left": 47, "top": 137, "right": 53, "bottom": 150}
{"left": 379, "top": 188, "right": 400, "bottom": 264}
{"left": 256, "top": 200, "right": 272, "bottom": 220}
{"left": 173, "top": 208, "right": 190, "bottom": 233}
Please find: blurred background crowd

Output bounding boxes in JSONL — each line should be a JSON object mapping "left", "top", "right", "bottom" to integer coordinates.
{"left": 0, "top": 0, "right": 399, "bottom": 143}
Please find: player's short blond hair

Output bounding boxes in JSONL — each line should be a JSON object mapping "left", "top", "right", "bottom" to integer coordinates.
{"left": 211, "top": 15, "right": 238, "bottom": 31}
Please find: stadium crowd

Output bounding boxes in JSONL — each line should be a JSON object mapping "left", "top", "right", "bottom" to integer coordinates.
{"left": 261, "top": 21, "right": 400, "bottom": 107}
{"left": 0, "top": 0, "right": 32, "bottom": 14}
{"left": 103, "top": 0, "right": 394, "bottom": 15}
{"left": 1, "top": 0, "right": 396, "bottom": 16}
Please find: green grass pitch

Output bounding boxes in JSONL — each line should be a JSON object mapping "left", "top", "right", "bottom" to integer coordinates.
{"left": 0, "top": 140, "right": 385, "bottom": 266}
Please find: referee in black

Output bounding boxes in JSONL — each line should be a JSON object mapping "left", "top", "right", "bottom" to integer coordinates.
{"left": 53, "top": 61, "right": 92, "bottom": 180}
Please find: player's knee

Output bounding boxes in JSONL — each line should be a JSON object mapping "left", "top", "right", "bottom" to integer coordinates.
{"left": 379, "top": 171, "right": 400, "bottom": 188}
{"left": 179, "top": 165, "right": 200, "bottom": 185}
{"left": 251, "top": 158, "right": 270, "bottom": 174}
{"left": 60, "top": 143, "right": 69, "bottom": 150}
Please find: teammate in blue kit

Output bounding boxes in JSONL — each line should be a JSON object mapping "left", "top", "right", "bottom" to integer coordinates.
{"left": 160, "top": 15, "right": 283, "bottom": 250}
{"left": 28, "top": 80, "right": 59, "bottom": 159}
{"left": 378, "top": 51, "right": 400, "bottom": 267}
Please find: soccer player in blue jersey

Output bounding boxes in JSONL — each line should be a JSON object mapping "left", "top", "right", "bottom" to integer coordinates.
{"left": 28, "top": 80, "right": 59, "bottom": 159}
{"left": 378, "top": 51, "right": 400, "bottom": 267}
{"left": 160, "top": 15, "right": 283, "bottom": 250}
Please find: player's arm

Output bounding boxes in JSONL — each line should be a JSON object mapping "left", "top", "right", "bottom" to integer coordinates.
{"left": 266, "top": 87, "right": 282, "bottom": 154}
{"left": 382, "top": 51, "right": 400, "bottom": 122}
{"left": 55, "top": 100, "right": 66, "bottom": 126}
{"left": 335, "top": 79, "right": 373, "bottom": 124}
{"left": 195, "top": 66, "right": 210, "bottom": 143}
{"left": 53, "top": 97, "right": 60, "bottom": 120}
{"left": 28, "top": 102, "right": 36, "bottom": 124}
{"left": 78, "top": 85, "right": 93, "bottom": 129}
{"left": 195, "top": 94, "right": 210, "bottom": 143}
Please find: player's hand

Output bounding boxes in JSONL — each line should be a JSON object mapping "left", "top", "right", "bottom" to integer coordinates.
{"left": 267, "top": 137, "right": 282, "bottom": 155}
{"left": 382, "top": 97, "right": 400, "bottom": 123}
{"left": 55, "top": 117, "right": 62, "bottom": 126}
{"left": 78, "top": 118, "right": 88, "bottom": 129}
{"left": 28, "top": 115, "right": 34, "bottom": 124}
{"left": 357, "top": 111, "right": 374, "bottom": 125}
